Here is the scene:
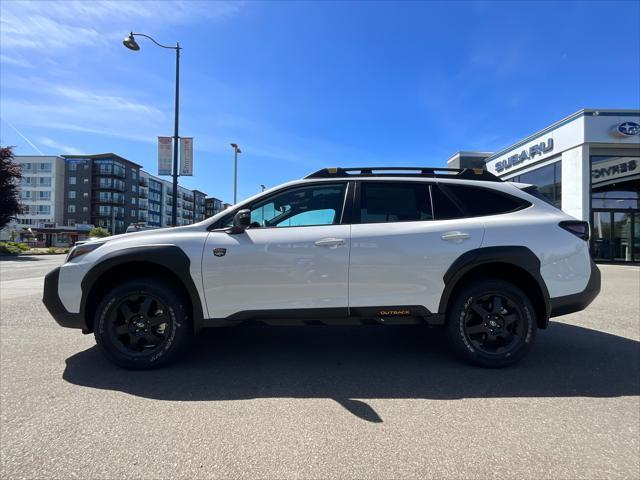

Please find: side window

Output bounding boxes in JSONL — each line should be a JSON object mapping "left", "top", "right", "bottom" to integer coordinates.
{"left": 249, "top": 183, "right": 346, "bottom": 228}
{"left": 430, "top": 185, "right": 465, "bottom": 220}
{"left": 443, "top": 184, "right": 529, "bottom": 217}
{"left": 358, "top": 182, "right": 432, "bottom": 223}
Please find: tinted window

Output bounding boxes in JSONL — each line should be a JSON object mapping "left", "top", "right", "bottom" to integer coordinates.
{"left": 248, "top": 183, "right": 346, "bottom": 228}
{"left": 443, "top": 184, "right": 528, "bottom": 216}
{"left": 358, "top": 182, "right": 432, "bottom": 223}
{"left": 430, "top": 185, "right": 465, "bottom": 220}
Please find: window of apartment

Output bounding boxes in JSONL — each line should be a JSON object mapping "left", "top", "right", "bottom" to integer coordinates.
{"left": 68, "top": 163, "right": 77, "bottom": 171}
{"left": 131, "top": 169, "right": 137, "bottom": 180}
{"left": 67, "top": 219, "right": 76, "bottom": 226}
{"left": 83, "top": 178, "right": 89, "bottom": 184}
{"left": 131, "top": 197, "right": 136, "bottom": 205}
{"left": 38, "top": 191, "right": 50, "bottom": 200}
{"left": 98, "top": 205, "right": 111, "bottom": 216}
{"left": 23, "top": 163, "right": 32, "bottom": 171}
{"left": 69, "top": 176, "right": 76, "bottom": 185}
{"left": 37, "top": 205, "right": 51, "bottom": 215}
{"left": 20, "top": 191, "right": 31, "bottom": 200}
{"left": 82, "top": 207, "right": 88, "bottom": 212}
{"left": 68, "top": 190, "right": 76, "bottom": 199}
{"left": 83, "top": 192, "right": 88, "bottom": 198}
{"left": 39, "top": 177, "right": 51, "bottom": 186}
{"left": 39, "top": 163, "right": 51, "bottom": 172}
{"left": 358, "top": 182, "right": 432, "bottom": 224}
{"left": 68, "top": 205, "right": 76, "bottom": 213}
{"left": 131, "top": 209, "right": 137, "bottom": 217}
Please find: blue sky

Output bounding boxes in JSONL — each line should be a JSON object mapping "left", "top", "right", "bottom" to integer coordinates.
{"left": 1, "top": 1, "right": 639, "bottom": 202}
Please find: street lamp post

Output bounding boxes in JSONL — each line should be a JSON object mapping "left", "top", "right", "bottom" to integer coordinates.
{"left": 230, "top": 143, "right": 241, "bottom": 204}
{"left": 123, "top": 32, "right": 181, "bottom": 227}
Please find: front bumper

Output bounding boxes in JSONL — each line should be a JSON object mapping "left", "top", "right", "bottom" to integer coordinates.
{"left": 549, "top": 258, "right": 601, "bottom": 318}
{"left": 42, "top": 267, "right": 87, "bottom": 330}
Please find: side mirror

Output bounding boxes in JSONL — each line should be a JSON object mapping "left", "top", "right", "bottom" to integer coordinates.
{"left": 230, "top": 209, "right": 251, "bottom": 234}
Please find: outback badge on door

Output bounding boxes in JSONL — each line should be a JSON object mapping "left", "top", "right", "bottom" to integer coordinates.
{"left": 213, "top": 248, "right": 227, "bottom": 257}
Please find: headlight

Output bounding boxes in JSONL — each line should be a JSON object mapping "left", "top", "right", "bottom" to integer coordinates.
{"left": 66, "top": 242, "right": 104, "bottom": 262}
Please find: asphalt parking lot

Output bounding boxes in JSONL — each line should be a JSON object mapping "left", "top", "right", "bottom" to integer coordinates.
{"left": 0, "top": 255, "right": 638, "bottom": 479}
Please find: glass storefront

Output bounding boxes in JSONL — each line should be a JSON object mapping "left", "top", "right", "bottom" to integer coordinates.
{"left": 590, "top": 156, "right": 640, "bottom": 262}
{"left": 508, "top": 160, "right": 562, "bottom": 208}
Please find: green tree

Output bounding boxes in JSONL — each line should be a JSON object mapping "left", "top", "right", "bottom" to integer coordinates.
{"left": 0, "top": 146, "right": 23, "bottom": 230}
{"left": 89, "top": 226, "right": 111, "bottom": 238}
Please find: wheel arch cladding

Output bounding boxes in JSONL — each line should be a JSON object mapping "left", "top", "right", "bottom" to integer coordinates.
{"left": 81, "top": 245, "right": 204, "bottom": 333}
{"left": 438, "top": 246, "right": 551, "bottom": 329}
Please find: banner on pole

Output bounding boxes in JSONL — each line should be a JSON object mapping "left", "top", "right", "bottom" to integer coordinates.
{"left": 158, "top": 137, "right": 172, "bottom": 176}
{"left": 180, "top": 137, "right": 193, "bottom": 176}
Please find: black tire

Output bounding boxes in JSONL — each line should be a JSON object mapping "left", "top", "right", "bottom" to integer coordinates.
{"left": 94, "top": 277, "right": 193, "bottom": 369}
{"left": 445, "top": 278, "right": 536, "bottom": 368}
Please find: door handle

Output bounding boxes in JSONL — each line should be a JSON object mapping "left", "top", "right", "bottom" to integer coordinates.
{"left": 314, "top": 238, "right": 345, "bottom": 247}
{"left": 441, "top": 231, "right": 470, "bottom": 242}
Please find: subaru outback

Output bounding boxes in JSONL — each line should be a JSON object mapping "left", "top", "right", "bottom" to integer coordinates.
{"left": 43, "top": 167, "right": 600, "bottom": 369}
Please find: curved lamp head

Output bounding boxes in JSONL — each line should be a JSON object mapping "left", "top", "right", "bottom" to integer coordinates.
{"left": 123, "top": 33, "right": 140, "bottom": 51}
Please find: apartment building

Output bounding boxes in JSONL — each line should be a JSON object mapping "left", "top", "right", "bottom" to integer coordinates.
{"left": 205, "top": 196, "right": 225, "bottom": 218}
{"left": 2, "top": 152, "right": 214, "bottom": 243}
{"left": 0, "top": 156, "right": 66, "bottom": 242}
{"left": 63, "top": 154, "right": 142, "bottom": 234}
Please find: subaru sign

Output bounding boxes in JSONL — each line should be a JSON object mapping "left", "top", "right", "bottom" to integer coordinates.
{"left": 494, "top": 138, "right": 554, "bottom": 173}
{"left": 613, "top": 121, "right": 640, "bottom": 137}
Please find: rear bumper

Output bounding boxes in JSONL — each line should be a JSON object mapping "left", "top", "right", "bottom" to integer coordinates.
{"left": 549, "top": 259, "right": 601, "bottom": 317}
{"left": 42, "top": 267, "right": 87, "bottom": 330}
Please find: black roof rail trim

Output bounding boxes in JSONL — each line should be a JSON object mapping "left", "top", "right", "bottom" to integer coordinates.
{"left": 304, "top": 167, "right": 503, "bottom": 182}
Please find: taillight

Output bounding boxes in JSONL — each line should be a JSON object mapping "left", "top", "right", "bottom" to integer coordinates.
{"left": 559, "top": 221, "right": 590, "bottom": 241}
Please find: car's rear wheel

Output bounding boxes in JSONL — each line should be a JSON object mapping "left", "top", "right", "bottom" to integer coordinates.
{"left": 446, "top": 278, "right": 536, "bottom": 367}
{"left": 94, "top": 278, "right": 192, "bottom": 369}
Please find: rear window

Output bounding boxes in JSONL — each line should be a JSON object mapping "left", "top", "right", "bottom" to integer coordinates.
{"left": 358, "top": 182, "right": 433, "bottom": 223}
{"left": 430, "top": 185, "right": 465, "bottom": 220}
{"left": 441, "top": 184, "right": 530, "bottom": 217}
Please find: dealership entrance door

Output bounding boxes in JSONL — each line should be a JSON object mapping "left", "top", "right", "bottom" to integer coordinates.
{"left": 590, "top": 209, "right": 640, "bottom": 262}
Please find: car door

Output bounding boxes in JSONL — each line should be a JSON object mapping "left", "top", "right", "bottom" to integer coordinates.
{"left": 348, "top": 180, "right": 484, "bottom": 313}
{"left": 202, "top": 182, "right": 351, "bottom": 319}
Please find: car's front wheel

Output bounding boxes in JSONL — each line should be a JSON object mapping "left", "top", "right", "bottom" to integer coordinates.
{"left": 94, "top": 278, "right": 192, "bottom": 369}
{"left": 446, "top": 278, "right": 537, "bottom": 367}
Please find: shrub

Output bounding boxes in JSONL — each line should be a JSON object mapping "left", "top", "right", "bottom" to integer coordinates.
{"left": 89, "top": 227, "right": 110, "bottom": 238}
{"left": 0, "top": 241, "right": 25, "bottom": 255}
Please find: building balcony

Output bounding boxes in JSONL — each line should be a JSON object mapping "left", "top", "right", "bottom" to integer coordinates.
{"left": 139, "top": 191, "right": 148, "bottom": 199}
{"left": 93, "top": 181, "right": 125, "bottom": 192}
{"left": 139, "top": 178, "right": 149, "bottom": 187}
{"left": 93, "top": 168, "right": 126, "bottom": 179}
{"left": 92, "top": 197, "right": 125, "bottom": 205}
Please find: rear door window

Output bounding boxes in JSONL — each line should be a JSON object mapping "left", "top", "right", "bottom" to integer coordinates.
{"left": 357, "top": 182, "right": 433, "bottom": 223}
{"left": 440, "top": 184, "right": 530, "bottom": 217}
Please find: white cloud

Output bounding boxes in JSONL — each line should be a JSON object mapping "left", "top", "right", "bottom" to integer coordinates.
{"left": 0, "top": 54, "right": 35, "bottom": 69}
{"left": 0, "top": 1, "right": 242, "bottom": 51}
{"left": 38, "top": 137, "right": 85, "bottom": 155}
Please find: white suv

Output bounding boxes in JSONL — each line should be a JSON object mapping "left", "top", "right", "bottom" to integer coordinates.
{"left": 43, "top": 167, "right": 600, "bottom": 369}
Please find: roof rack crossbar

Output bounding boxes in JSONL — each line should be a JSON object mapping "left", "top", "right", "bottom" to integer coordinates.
{"left": 304, "top": 166, "right": 502, "bottom": 182}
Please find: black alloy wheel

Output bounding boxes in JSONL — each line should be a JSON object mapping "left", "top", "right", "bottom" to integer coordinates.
{"left": 446, "top": 278, "right": 536, "bottom": 368}
{"left": 108, "top": 294, "right": 171, "bottom": 355}
{"left": 94, "top": 278, "right": 192, "bottom": 369}
{"left": 462, "top": 294, "right": 524, "bottom": 356}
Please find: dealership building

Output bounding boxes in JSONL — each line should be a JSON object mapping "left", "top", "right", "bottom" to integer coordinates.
{"left": 449, "top": 108, "right": 640, "bottom": 263}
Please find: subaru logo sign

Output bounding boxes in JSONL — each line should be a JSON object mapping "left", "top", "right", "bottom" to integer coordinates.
{"left": 614, "top": 121, "right": 640, "bottom": 137}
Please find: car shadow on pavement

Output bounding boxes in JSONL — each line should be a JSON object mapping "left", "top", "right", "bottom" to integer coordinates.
{"left": 63, "top": 323, "right": 640, "bottom": 422}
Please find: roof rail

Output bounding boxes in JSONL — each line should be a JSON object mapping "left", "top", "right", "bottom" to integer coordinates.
{"left": 304, "top": 166, "right": 502, "bottom": 182}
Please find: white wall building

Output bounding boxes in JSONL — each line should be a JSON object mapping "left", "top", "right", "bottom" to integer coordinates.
{"left": 1, "top": 155, "right": 66, "bottom": 241}
{"left": 449, "top": 108, "right": 640, "bottom": 263}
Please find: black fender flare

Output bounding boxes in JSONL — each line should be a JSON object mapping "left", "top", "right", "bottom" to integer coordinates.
{"left": 81, "top": 245, "right": 205, "bottom": 332}
{"left": 438, "top": 246, "right": 551, "bottom": 325}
